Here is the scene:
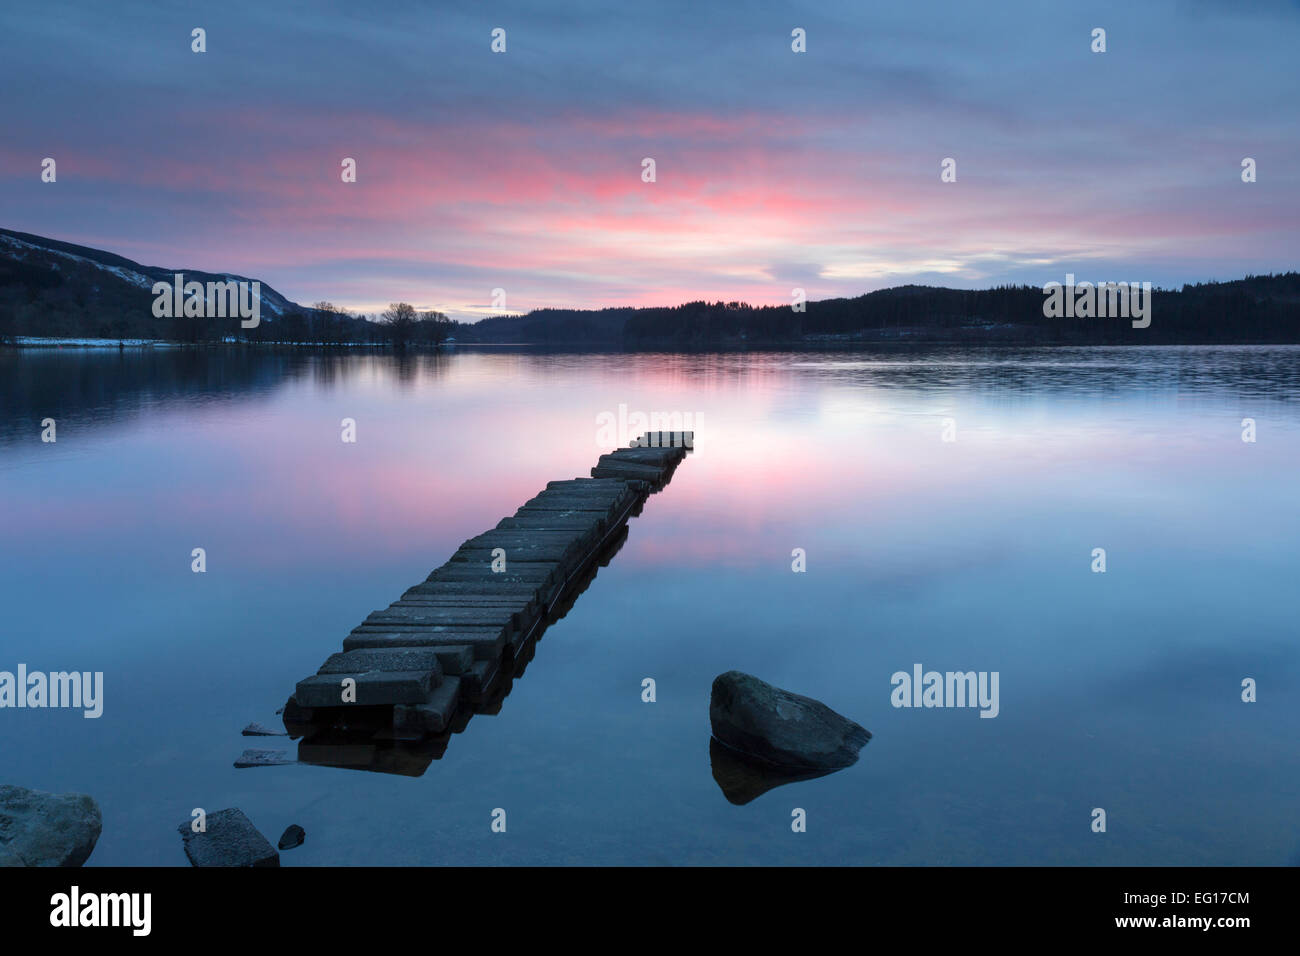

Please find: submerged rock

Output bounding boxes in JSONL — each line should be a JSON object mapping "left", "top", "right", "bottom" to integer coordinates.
{"left": 278, "top": 824, "right": 305, "bottom": 850}
{"left": 0, "top": 785, "right": 103, "bottom": 867}
{"left": 709, "top": 738, "right": 832, "bottom": 805}
{"left": 177, "top": 808, "right": 279, "bottom": 867}
{"left": 709, "top": 671, "right": 871, "bottom": 771}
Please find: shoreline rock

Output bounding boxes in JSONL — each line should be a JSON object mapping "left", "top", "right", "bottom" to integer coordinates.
{"left": 0, "top": 784, "right": 103, "bottom": 867}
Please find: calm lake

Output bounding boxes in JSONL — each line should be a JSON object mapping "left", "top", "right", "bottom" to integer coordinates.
{"left": 2, "top": 345, "right": 1298, "bottom": 866}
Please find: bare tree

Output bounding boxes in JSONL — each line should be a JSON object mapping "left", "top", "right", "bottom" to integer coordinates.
{"left": 312, "top": 301, "right": 342, "bottom": 345}
{"left": 382, "top": 302, "right": 417, "bottom": 348}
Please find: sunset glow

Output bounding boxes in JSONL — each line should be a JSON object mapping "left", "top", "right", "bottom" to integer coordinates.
{"left": 3, "top": 1, "right": 1297, "bottom": 319}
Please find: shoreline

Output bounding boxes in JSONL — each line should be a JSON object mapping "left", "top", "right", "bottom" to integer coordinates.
{"left": 6, "top": 338, "right": 1300, "bottom": 353}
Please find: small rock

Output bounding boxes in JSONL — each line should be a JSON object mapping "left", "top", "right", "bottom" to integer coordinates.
{"left": 278, "top": 824, "right": 305, "bottom": 850}
{"left": 233, "top": 749, "right": 294, "bottom": 768}
{"left": 242, "top": 722, "right": 287, "bottom": 736}
{"left": 0, "top": 785, "right": 103, "bottom": 867}
{"left": 709, "top": 671, "right": 871, "bottom": 771}
{"left": 177, "top": 808, "right": 279, "bottom": 867}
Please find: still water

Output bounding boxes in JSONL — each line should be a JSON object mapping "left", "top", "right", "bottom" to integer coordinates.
{"left": 1, "top": 346, "right": 1297, "bottom": 865}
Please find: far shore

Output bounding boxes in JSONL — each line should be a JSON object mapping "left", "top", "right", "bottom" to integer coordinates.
{"left": 6, "top": 336, "right": 1300, "bottom": 353}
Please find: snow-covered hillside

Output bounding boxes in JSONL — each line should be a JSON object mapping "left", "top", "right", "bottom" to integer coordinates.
{"left": 0, "top": 229, "right": 299, "bottom": 318}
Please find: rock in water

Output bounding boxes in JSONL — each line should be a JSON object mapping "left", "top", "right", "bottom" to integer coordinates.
{"left": 278, "top": 824, "right": 305, "bottom": 850}
{"left": 709, "top": 671, "right": 871, "bottom": 771}
{"left": 177, "top": 808, "right": 279, "bottom": 867}
{"left": 0, "top": 785, "right": 103, "bottom": 866}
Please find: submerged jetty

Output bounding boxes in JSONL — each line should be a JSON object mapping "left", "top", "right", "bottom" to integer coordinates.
{"left": 259, "top": 431, "right": 692, "bottom": 775}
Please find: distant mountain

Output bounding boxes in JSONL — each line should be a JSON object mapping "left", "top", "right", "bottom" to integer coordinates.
{"left": 462, "top": 276, "right": 1300, "bottom": 347}
{"left": 4, "top": 227, "right": 1297, "bottom": 347}
{"left": 0, "top": 227, "right": 303, "bottom": 340}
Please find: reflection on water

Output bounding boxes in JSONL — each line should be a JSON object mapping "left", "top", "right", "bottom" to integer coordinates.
{"left": 4, "top": 345, "right": 1299, "bottom": 449}
{"left": 2, "top": 345, "right": 1298, "bottom": 865}
{"left": 708, "top": 738, "right": 833, "bottom": 805}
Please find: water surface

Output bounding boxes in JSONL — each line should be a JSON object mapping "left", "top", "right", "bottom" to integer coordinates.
{"left": 1, "top": 346, "right": 1297, "bottom": 865}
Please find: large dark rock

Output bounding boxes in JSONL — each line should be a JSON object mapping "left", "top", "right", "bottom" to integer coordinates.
{"left": 0, "top": 785, "right": 103, "bottom": 866}
{"left": 177, "top": 808, "right": 279, "bottom": 867}
{"left": 709, "top": 671, "right": 871, "bottom": 771}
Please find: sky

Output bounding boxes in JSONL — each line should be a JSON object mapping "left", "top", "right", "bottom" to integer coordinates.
{"left": 1, "top": 0, "right": 1298, "bottom": 321}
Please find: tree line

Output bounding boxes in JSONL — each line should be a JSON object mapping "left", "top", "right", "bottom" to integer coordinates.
{"left": 464, "top": 274, "right": 1300, "bottom": 346}
{"left": 232, "top": 302, "right": 456, "bottom": 348}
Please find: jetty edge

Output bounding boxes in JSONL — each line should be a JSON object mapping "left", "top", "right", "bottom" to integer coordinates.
{"left": 278, "top": 431, "right": 693, "bottom": 748}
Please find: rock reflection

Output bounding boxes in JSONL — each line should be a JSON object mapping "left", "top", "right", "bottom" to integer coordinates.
{"left": 708, "top": 738, "right": 835, "bottom": 805}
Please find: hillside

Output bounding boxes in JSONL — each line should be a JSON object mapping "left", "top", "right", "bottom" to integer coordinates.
{"left": 461, "top": 277, "right": 1300, "bottom": 347}
{"left": 0, "top": 228, "right": 307, "bottom": 341}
